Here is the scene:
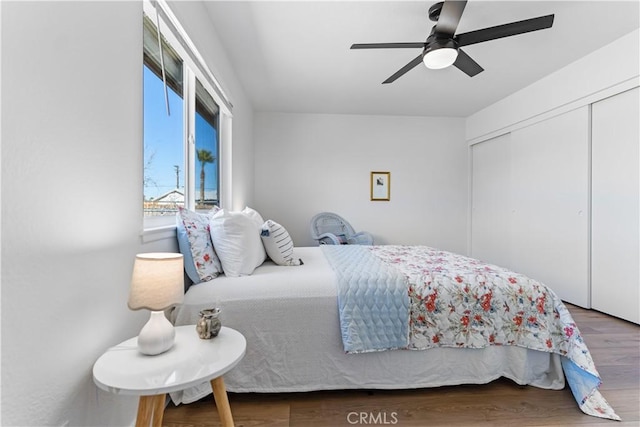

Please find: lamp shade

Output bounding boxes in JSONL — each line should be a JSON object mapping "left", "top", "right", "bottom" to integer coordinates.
{"left": 128, "top": 253, "right": 184, "bottom": 311}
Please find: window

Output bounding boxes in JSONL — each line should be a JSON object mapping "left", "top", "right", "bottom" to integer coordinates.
{"left": 143, "top": 18, "right": 184, "bottom": 217}
{"left": 142, "top": 0, "right": 231, "bottom": 230}
{"left": 194, "top": 78, "right": 219, "bottom": 211}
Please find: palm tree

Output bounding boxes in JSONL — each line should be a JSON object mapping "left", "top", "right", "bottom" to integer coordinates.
{"left": 196, "top": 149, "right": 215, "bottom": 206}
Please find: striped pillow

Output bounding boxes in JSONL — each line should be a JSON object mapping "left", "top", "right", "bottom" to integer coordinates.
{"left": 260, "top": 220, "right": 303, "bottom": 266}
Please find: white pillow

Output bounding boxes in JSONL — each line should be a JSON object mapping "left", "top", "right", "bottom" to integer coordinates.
{"left": 209, "top": 209, "right": 266, "bottom": 277}
{"left": 261, "top": 220, "right": 303, "bottom": 266}
{"left": 242, "top": 206, "right": 265, "bottom": 229}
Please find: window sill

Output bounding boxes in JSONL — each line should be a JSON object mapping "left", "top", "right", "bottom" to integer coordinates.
{"left": 141, "top": 225, "right": 177, "bottom": 243}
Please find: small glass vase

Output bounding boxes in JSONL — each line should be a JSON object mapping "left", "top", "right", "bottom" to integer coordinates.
{"left": 196, "top": 308, "right": 222, "bottom": 339}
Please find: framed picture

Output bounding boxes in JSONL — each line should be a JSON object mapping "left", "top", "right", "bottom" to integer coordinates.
{"left": 370, "top": 171, "right": 390, "bottom": 201}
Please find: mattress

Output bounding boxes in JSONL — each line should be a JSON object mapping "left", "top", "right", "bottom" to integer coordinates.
{"left": 170, "top": 247, "right": 564, "bottom": 405}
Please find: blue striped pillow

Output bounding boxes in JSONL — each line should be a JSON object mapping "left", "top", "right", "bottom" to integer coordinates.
{"left": 260, "top": 220, "right": 303, "bottom": 266}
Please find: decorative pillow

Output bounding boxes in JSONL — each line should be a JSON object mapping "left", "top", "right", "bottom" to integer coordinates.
{"left": 176, "top": 207, "right": 223, "bottom": 283}
{"left": 261, "top": 220, "right": 303, "bottom": 266}
{"left": 209, "top": 209, "right": 267, "bottom": 277}
{"left": 176, "top": 218, "right": 202, "bottom": 284}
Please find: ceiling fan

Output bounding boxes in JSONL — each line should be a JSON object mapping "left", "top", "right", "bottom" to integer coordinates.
{"left": 351, "top": 0, "right": 554, "bottom": 83}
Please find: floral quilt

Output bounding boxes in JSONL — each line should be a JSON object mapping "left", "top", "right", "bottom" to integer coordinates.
{"left": 364, "top": 245, "right": 619, "bottom": 421}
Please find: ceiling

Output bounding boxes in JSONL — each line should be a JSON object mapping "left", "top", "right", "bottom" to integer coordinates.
{"left": 204, "top": 0, "right": 640, "bottom": 117}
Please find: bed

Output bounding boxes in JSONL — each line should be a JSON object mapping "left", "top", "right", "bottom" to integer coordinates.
{"left": 170, "top": 244, "right": 619, "bottom": 421}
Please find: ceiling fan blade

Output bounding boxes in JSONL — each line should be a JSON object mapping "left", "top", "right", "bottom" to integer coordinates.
{"left": 435, "top": 0, "right": 468, "bottom": 36}
{"left": 456, "top": 14, "right": 554, "bottom": 47}
{"left": 382, "top": 54, "right": 424, "bottom": 84}
{"left": 351, "top": 42, "right": 425, "bottom": 49}
{"left": 453, "top": 49, "right": 483, "bottom": 77}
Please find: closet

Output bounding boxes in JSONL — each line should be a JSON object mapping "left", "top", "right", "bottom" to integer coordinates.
{"left": 591, "top": 87, "right": 639, "bottom": 324}
{"left": 471, "top": 107, "right": 589, "bottom": 307}
{"left": 471, "top": 88, "right": 639, "bottom": 322}
{"left": 470, "top": 133, "right": 511, "bottom": 269}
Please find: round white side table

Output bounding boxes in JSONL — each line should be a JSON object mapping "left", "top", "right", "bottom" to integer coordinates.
{"left": 93, "top": 325, "right": 246, "bottom": 427}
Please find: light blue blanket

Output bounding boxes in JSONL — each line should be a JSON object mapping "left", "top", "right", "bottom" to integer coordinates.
{"left": 321, "top": 245, "right": 409, "bottom": 353}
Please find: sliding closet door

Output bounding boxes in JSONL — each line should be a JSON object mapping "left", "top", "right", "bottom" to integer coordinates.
{"left": 471, "top": 107, "right": 590, "bottom": 307}
{"left": 471, "top": 133, "right": 512, "bottom": 267}
{"left": 509, "top": 107, "right": 590, "bottom": 307}
{"left": 592, "top": 87, "right": 639, "bottom": 324}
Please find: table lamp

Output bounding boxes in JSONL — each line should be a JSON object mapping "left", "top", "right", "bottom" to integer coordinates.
{"left": 128, "top": 253, "right": 184, "bottom": 355}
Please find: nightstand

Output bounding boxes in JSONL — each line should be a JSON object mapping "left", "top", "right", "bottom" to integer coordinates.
{"left": 93, "top": 325, "right": 246, "bottom": 427}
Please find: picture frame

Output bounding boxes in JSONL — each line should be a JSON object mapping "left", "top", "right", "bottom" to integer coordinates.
{"left": 370, "top": 171, "right": 390, "bottom": 201}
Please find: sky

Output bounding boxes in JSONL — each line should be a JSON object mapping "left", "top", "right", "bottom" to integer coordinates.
{"left": 143, "top": 65, "right": 218, "bottom": 201}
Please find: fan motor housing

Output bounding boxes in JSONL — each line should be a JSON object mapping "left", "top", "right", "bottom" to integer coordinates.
{"left": 425, "top": 26, "right": 457, "bottom": 51}
{"left": 428, "top": 2, "right": 445, "bottom": 22}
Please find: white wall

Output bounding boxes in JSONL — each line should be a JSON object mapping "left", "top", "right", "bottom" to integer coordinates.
{"left": 1, "top": 1, "right": 254, "bottom": 425}
{"left": 254, "top": 113, "right": 468, "bottom": 254}
{"left": 466, "top": 28, "right": 640, "bottom": 142}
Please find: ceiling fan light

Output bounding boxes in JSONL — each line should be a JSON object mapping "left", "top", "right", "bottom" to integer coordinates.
{"left": 423, "top": 46, "right": 458, "bottom": 69}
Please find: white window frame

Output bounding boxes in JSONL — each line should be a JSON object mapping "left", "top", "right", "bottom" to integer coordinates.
{"left": 142, "top": 0, "right": 232, "bottom": 236}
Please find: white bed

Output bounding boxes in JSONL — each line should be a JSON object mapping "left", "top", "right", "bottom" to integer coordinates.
{"left": 170, "top": 247, "right": 564, "bottom": 405}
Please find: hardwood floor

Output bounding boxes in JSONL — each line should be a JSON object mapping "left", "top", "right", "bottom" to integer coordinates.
{"left": 163, "top": 305, "right": 639, "bottom": 426}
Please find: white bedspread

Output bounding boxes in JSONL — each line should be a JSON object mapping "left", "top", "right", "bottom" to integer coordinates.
{"left": 170, "top": 247, "right": 564, "bottom": 404}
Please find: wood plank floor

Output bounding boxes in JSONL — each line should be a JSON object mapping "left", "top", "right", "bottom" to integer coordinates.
{"left": 163, "top": 305, "right": 639, "bottom": 426}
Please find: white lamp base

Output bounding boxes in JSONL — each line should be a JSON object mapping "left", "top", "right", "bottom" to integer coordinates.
{"left": 137, "top": 311, "right": 176, "bottom": 355}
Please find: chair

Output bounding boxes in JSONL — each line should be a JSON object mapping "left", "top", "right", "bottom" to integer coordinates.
{"left": 310, "top": 212, "right": 374, "bottom": 245}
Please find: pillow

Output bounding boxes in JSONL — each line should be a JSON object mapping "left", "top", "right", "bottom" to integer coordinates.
{"left": 242, "top": 206, "right": 265, "bottom": 229}
{"left": 261, "top": 220, "right": 303, "bottom": 266}
{"left": 176, "top": 218, "right": 201, "bottom": 284}
{"left": 209, "top": 209, "right": 266, "bottom": 277}
{"left": 176, "top": 207, "right": 223, "bottom": 283}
